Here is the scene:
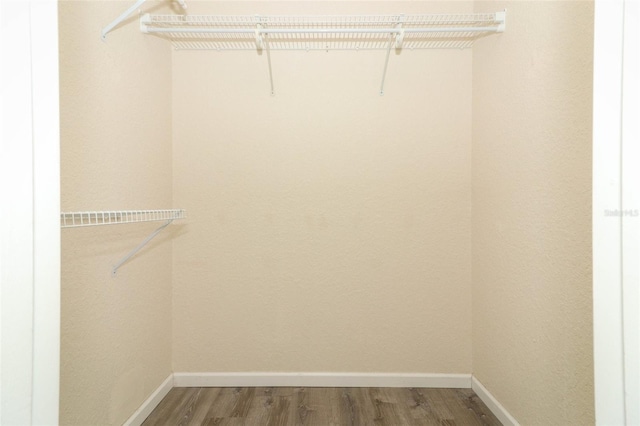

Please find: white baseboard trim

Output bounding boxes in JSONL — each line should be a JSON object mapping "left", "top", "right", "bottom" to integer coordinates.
{"left": 471, "top": 376, "right": 520, "bottom": 426}
{"left": 123, "top": 374, "right": 174, "bottom": 426}
{"left": 121, "top": 372, "right": 517, "bottom": 425}
{"left": 173, "top": 372, "right": 471, "bottom": 389}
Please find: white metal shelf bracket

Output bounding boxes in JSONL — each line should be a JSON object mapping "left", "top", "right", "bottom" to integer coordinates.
{"left": 380, "top": 33, "right": 395, "bottom": 96}
{"left": 264, "top": 33, "right": 275, "bottom": 96}
{"left": 255, "top": 20, "right": 264, "bottom": 50}
{"left": 111, "top": 218, "right": 174, "bottom": 277}
{"left": 395, "top": 27, "right": 405, "bottom": 49}
{"left": 252, "top": 16, "right": 275, "bottom": 95}
{"left": 380, "top": 16, "right": 404, "bottom": 96}
{"left": 102, "top": 0, "right": 187, "bottom": 40}
{"left": 394, "top": 15, "right": 406, "bottom": 49}
{"left": 496, "top": 10, "right": 506, "bottom": 32}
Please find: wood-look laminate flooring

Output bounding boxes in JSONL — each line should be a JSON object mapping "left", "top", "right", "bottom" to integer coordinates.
{"left": 142, "top": 387, "right": 502, "bottom": 426}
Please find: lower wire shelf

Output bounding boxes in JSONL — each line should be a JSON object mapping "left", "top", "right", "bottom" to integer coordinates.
{"left": 60, "top": 209, "right": 186, "bottom": 276}
{"left": 60, "top": 209, "right": 186, "bottom": 228}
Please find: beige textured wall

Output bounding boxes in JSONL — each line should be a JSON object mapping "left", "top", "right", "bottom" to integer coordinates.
{"left": 171, "top": 1, "right": 474, "bottom": 373}
{"left": 472, "top": 1, "right": 594, "bottom": 425}
{"left": 59, "top": 2, "right": 173, "bottom": 424}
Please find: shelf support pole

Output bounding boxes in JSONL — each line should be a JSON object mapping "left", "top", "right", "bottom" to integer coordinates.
{"left": 102, "top": 0, "right": 147, "bottom": 40}
{"left": 264, "top": 33, "right": 275, "bottom": 96}
{"left": 112, "top": 219, "right": 174, "bottom": 276}
{"left": 379, "top": 33, "right": 395, "bottom": 96}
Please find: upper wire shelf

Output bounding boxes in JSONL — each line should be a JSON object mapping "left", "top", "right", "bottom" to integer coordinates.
{"left": 102, "top": 3, "right": 505, "bottom": 96}
{"left": 141, "top": 12, "right": 506, "bottom": 51}
{"left": 61, "top": 209, "right": 186, "bottom": 228}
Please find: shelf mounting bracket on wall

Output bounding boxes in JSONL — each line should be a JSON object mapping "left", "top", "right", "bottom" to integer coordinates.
{"left": 257, "top": 18, "right": 276, "bottom": 96}
{"left": 264, "top": 33, "right": 275, "bottom": 96}
{"left": 101, "top": 0, "right": 187, "bottom": 40}
{"left": 379, "top": 16, "right": 405, "bottom": 96}
{"left": 379, "top": 33, "right": 394, "bottom": 96}
{"left": 111, "top": 218, "right": 174, "bottom": 277}
{"left": 60, "top": 210, "right": 186, "bottom": 276}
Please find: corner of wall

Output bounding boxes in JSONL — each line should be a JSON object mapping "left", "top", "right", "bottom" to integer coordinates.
{"left": 59, "top": 1, "right": 175, "bottom": 424}
{"left": 471, "top": 1, "right": 594, "bottom": 424}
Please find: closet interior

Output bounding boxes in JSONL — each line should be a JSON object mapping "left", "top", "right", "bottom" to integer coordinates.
{"left": 58, "top": 1, "right": 594, "bottom": 425}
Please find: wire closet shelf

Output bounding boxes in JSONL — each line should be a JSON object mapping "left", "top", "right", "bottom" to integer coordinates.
{"left": 61, "top": 209, "right": 186, "bottom": 276}
{"left": 140, "top": 12, "right": 507, "bottom": 51}
{"left": 60, "top": 209, "right": 186, "bottom": 228}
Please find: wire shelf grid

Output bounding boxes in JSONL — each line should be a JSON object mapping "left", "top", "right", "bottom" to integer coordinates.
{"left": 141, "top": 12, "right": 505, "bottom": 51}
{"left": 60, "top": 209, "right": 186, "bottom": 228}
